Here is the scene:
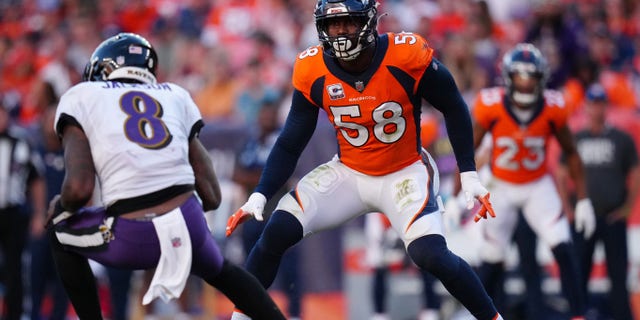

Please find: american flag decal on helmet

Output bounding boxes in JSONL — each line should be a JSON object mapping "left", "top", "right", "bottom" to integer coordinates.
{"left": 129, "top": 46, "right": 143, "bottom": 54}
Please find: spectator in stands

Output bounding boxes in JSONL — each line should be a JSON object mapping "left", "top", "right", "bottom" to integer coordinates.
{"left": 557, "top": 84, "right": 639, "bottom": 320}
{"left": 562, "top": 56, "right": 599, "bottom": 114}
{"left": 524, "top": 0, "right": 586, "bottom": 89}
{"left": 194, "top": 47, "right": 241, "bottom": 122}
{"left": 586, "top": 26, "right": 638, "bottom": 109}
{"left": 234, "top": 58, "right": 280, "bottom": 126}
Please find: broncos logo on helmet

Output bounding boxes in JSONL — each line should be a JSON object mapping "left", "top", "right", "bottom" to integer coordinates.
{"left": 314, "top": 0, "right": 379, "bottom": 61}
{"left": 83, "top": 33, "right": 158, "bottom": 84}
{"left": 501, "top": 43, "right": 549, "bottom": 107}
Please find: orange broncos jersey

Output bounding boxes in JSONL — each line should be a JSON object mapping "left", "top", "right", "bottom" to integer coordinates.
{"left": 292, "top": 32, "right": 434, "bottom": 176}
{"left": 473, "top": 87, "right": 569, "bottom": 183}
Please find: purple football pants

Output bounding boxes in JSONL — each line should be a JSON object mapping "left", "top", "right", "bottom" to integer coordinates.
{"left": 55, "top": 195, "right": 224, "bottom": 278}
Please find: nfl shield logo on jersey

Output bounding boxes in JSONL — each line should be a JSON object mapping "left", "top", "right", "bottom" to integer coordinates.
{"left": 327, "top": 83, "right": 345, "bottom": 100}
{"left": 171, "top": 237, "right": 182, "bottom": 248}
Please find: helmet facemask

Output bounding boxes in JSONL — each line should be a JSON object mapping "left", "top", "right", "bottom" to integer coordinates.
{"left": 506, "top": 63, "right": 543, "bottom": 107}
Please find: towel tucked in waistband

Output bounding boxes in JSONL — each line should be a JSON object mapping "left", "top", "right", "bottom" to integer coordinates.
{"left": 142, "top": 207, "right": 192, "bottom": 305}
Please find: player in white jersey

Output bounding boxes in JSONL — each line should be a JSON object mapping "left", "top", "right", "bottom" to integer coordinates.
{"left": 57, "top": 81, "right": 199, "bottom": 206}
{"left": 45, "top": 33, "right": 286, "bottom": 320}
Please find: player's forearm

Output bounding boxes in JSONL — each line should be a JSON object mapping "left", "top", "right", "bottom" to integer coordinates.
{"left": 189, "top": 138, "right": 221, "bottom": 210}
{"left": 256, "top": 94, "right": 318, "bottom": 200}
{"left": 61, "top": 127, "right": 96, "bottom": 211}
{"left": 255, "top": 141, "right": 299, "bottom": 200}
{"left": 195, "top": 180, "right": 221, "bottom": 211}
{"left": 445, "top": 119, "right": 476, "bottom": 173}
{"left": 419, "top": 59, "right": 476, "bottom": 172}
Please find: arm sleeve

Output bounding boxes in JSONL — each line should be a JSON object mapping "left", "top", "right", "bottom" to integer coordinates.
{"left": 255, "top": 89, "right": 319, "bottom": 199}
{"left": 418, "top": 59, "right": 476, "bottom": 172}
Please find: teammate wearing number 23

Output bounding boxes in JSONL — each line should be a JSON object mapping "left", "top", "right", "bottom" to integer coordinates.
{"left": 227, "top": 0, "right": 502, "bottom": 319}
{"left": 471, "top": 43, "right": 595, "bottom": 319}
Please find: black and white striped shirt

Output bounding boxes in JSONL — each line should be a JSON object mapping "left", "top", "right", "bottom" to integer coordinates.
{"left": 0, "top": 127, "right": 44, "bottom": 209}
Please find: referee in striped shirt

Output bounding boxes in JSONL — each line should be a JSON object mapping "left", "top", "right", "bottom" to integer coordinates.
{"left": 0, "top": 103, "right": 46, "bottom": 320}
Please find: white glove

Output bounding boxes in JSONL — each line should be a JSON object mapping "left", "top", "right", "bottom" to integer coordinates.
{"left": 460, "top": 171, "right": 489, "bottom": 209}
{"left": 225, "top": 192, "right": 266, "bottom": 237}
{"left": 443, "top": 192, "right": 468, "bottom": 232}
{"left": 460, "top": 171, "right": 496, "bottom": 222}
{"left": 574, "top": 198, "right": 596, "bottom": 239}
{"left": 241, "top": 192, "right": 266, "bottom": 222}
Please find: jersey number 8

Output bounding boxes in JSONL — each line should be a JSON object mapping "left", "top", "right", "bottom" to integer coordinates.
{"left": 120, "top": 91, "right": 173, "bottom": 149}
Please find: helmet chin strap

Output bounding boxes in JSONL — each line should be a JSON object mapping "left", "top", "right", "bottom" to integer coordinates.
{"left": 107, "top": 67, "right": 157, "bottom": 84}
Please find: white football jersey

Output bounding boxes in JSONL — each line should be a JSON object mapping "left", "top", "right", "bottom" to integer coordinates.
{"left": 54, "top": 81, "right": 202, "bottom": 206}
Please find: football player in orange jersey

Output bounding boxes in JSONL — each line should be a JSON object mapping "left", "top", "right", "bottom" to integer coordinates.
{"left": 466, "top": 43, "right": 596, "bottom": 320}
{"left": 225, "top": 0, "right": 502, "bottom": 319}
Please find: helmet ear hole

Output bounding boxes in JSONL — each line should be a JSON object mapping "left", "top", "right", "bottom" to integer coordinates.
{"left": 99, "top": 60, "right": 118, "bottom": 80}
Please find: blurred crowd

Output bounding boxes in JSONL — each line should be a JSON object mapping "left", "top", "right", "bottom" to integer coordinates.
{"left": 0, "top": 0, "right": 639, "bottom": 129}
{"left": 1, "top": 0, "right": 640, "bottom": 319}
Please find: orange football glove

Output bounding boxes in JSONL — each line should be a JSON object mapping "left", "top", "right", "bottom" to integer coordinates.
{"left": 473, "top": 193, "right": 496, "bottom": 222}
{"left": 225, "top": 192, "right": 266, "bottom": 237}
{"left": 225, "top": 209, "right": 253, "bottom": 237}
